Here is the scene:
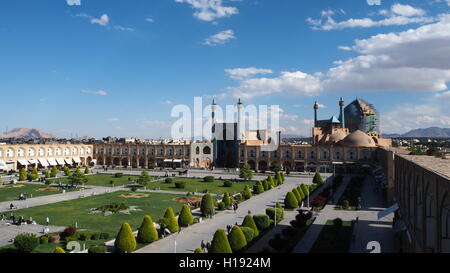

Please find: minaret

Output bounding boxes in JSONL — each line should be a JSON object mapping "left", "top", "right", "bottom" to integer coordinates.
{"left": 237, "top": 98, "right": 244, "bottom": 141}
{"left": 211, "top": 99, "right": 217, "bottom": 139}
{"left": 313, "top": 101, "right": 319, "bottom": 127}
{"left": 339, "top": 97, "right": 345, "bottom": 129}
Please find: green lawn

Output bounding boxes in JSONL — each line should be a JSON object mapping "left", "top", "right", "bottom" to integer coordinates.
{"left": 1, "top": 191, "right": 189, "bottom": 235}
{"left": 0, "top": 183, "right": 78, "bottom": 203}
{"left": 310, "top": 219, "right": 354, "bottom": 253}
{"left": 48, "top": 174, "right": 140, "bottom": 187}
{"left": 147, "top": 177, "right": 255, "bottom": 195}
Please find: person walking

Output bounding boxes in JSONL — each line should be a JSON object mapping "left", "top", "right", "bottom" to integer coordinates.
{"left": 201, "top": 240, "right": 206, "bottom": 252}
{"left": 46, "top": 216, "right": 50, "bottom": 226}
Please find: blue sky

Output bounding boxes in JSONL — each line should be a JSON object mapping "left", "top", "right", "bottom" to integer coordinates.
{"left": 0, "top": 0, "right": 450, "bottom": 138}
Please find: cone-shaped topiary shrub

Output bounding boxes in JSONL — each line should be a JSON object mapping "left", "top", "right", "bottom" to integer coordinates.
{"left": 137, "top": 215, "right": 158, "bottom": 244}
{"left": 228, "top": 226, "right": 247, "bottom": 252}
{"left": 53, "top": 247, "right": 65, "bottom": 253}
{"left": 300, "top": 184, "right": 309, "bottom": 197}
{"left": 253, "top": 214, "right": 270, "bottom": 231}
{"left": 280, "top": 172, "right": 285, "bottom": 182}
{"left": 292, "top": 188, "right": 301, "bottom": 202}
{"left": 194, "top": 248, "right": 203, "bottom": 253}
{"left": 210, "top": 229, "right": 232, "bottom": 253}
{"left": 114, "top": 222, "right": 136, "bottom": 253}
{"left": 297, "top": 186, "right": 305, "bottom": 202}
{"left": 276, "top": 202, "right": 284, "bottom": 218}
{"left": 313, "top": 172, "right": 324, "bottom": 184}
{"left": 268, "top": 176, "right": 275, "bottom": 187}
{"left": 242, "top": 215, "right": 259, "bottom": 237}
{"left": 163, "top": 207, "right": 179, "bottom": 233}
{"left": 262, "top": 180, "right": 269, "bottom": 191}
{"left": 252, "top": 181, "right": 264, "bottom": 194}
{"left": 284, "top": 191, "right": 298, "bottom": 209}
{"left": 222, "top": 192, "right": 232, "bottom": 208}
{"left": 242, "top": 185, "right": 252, "bottom": 199}
{"left": 240, "top": 226, "right": 255, "bottom": 243}
{"left": 178, "top": 205, "right": 194, "bottom": 227}
{"left": 200, "top": 194, "right": 215, "bottom": 217}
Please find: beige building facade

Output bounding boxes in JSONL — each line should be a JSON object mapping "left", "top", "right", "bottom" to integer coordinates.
{"left": 0, "top": 143, "right": 94, "bottom": 171}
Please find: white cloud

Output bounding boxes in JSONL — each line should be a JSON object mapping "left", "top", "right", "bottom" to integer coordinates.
{"left": 109, "top": 118, "right": 120, "bottom": 122}
{"left": 175, "top": 0, "right": 238, "bottom": 22}
{"left": 225, "top": 67, "right": 273, "bottom": 80}
{"left": 225, "top": 71, "right": 323, "bottom": 99}
{"left": 163, "top": 100, "right": 173, "bottom": 105}
{"left": 203, "top": 29, "right": 236, "bottom": 46}
{"left": 91, "top": 14, "right": 109, "bottom": 26}
{"left": 307, "top": 4, "right": 433, "bottom": 30}
{"left": 391, "top": 3, "right": 425, "bottom": 17}
{"left": 325, "top": 15, "right": 450, "bottom": 92}
{"left": 81, "top": 90, "right": 108, "bottom": 96}
{"left": 145, "top": 18, "right": 154, "bottom": 23}
{"left": 66, "top": 0, "right": 81, "bottom": 6}
{"left": 76, "top": 13, "right": 110, "bottom": 27}
{"left": 114, "top": 25, "right": 134, "bottom": 31}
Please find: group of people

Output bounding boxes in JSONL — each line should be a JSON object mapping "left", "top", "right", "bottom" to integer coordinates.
{"left": 1, "top": 213, "right": 37, "bottom": 226}
{"left": 200, "top": 240, "right": 212, "bottom": 253}
{"left": 18, "top": 193, "right": 29, "bottom": 200}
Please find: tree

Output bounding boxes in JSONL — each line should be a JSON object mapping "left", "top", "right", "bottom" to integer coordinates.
{"left": 228, "top": 226, "right": 247, "bottom": 252}
{"left": 137, "top": 171, "right": 152, "bottom": 186}
{"left": 313, "top": 172, "right": 324, "bottom": 185}
{"left": 19, "top": 168, "right": 27, "bottom": 181}
{"left": 262, "top": 180, "right": 270, "bottom": 191}
{"left": 268, "top": 176, "right": 275, "bottom": 187}
{"left": 63, "top": 166, "right": 71, "bottom": 176}
{"left": 253, "top": 214, "right": 270, "bottom": 231}
{"left": 178, "top": 205, "right": 194, "bottom": 227}
{"left": 280, "top": 172, "right": 285, "bottom": 182}
{"left": 242, "top": 215, "right": 259, "bottom": 237}
{"left": 137, "top": 216, "right": 158, "bottom": 244}
{"left": 84, "top": 166, "right": 91, "bottom": 174}
{"left": 14, "top": 233, "right": 39, "bottom": 253}
{"left": 242, "top": 185, "right": 252, "bottom": 200}
{"left": 50, "top": 166, "right": 58, "bottom": 178}
{"left": 300, "top": 184, "right": 309, "bottom": 197}
{"left": 74, "top": 167, "right": 82, "bottom": 175}
{"left": 29, "top": 168, "right": 39, "bottom": 180}
{"left": 239, "top": 163, "right": 253, "bottom": 180}
{"left": 296, "top": 186, "right": 305, "bottom": 201}
{"left": 276, "top": 202, "right": 284, "bottom": 218}
{"left": 275, "top": 172, "right": 283, "bottom": 185}
{"left": 114, "top": 222, "right": 136, "bottom": 253}
{"left": 284, "top": 192, "right": 298, "bottom": 209}
{"left": 163, "top": 207, "right": 179, "bottom": 233}
{"left": 200, "top": 194, "right": 215, "bottom": 217}
{"left": 68, "top": 173, "right": 88, "bottom": 186}
{"left": 210, "top": 229, "right": 232, "bottom": 253}
{"left": 252, "top": 181, "right": 264, "bottom": 194}
{"left": 44, "top": 170, "right": 50, "bottom": 178}
{"left": 240, "top": 227, "right": 255, "bottom": 243}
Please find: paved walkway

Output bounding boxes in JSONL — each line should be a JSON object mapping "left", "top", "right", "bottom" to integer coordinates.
{"left": 0, "top": 220, "right": 63, "bottom": 247}
{"left": 293, "top": 175, "right": 397, "bottom": 253}
{"left": 0, "top": 186, "right": 123, "bottom": 212}
{"left": 134, "top": 175, "right": 325, "bottom": 253}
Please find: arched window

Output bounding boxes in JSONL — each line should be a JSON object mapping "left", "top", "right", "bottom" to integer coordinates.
{"left": 203, "top": 146, "right": 211, "bottom": 155}
{"left": 6, "top": 148, "right": 14, "bottom": 158}
{"left": 309, "top": 151, "right": 315, "bottom": 160}
{"left": 28, "top": 148, "right": 35, "bottom": 157}
{"left": 17, "top": 148, "right": 25, "bottom": 157}
{"left": 196, "top": 147, "right": 200, "bottom": 154}
{"left": 297, "top": 150, "right": 303, "bottom": 159}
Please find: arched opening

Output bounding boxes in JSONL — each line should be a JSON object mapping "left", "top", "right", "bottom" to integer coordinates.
{"left": 139, "top": 157, "right": 146, "bottom": 168}
{"left": 203, "top": 146, "right": 211, "bottom": 154}
{"left": 258, "top": 161, "right": 268, "bottom": 171}
{"left": 283, "top": 161, "right": 292, "bottom": 171}
{"left": 113, "top": 157, "right": 121, "bottom": 166}
{"left": 247, "top": 160, "right": 256, "bottom": 170}
{"left": 121, "top": 158, "right": 129, "bottom": 167}
{"left": 105, "top": 157, "right": 112, "bottom": 166}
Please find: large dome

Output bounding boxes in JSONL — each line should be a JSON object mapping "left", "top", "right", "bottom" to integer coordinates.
{"left": 340, "top": 130, "right": 376, "bottom": 147}
{"left": 328, "top": 131, "right": 347, "bottom": 144}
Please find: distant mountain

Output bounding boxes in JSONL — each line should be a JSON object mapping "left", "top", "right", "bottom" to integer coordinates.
{"left": 282, "top": 134, "right": 308, "bottom": 139}
{"left": 384, "top": 127, "right": 450, "bottom": 138}
{"left": 0, "top": 128, "right": 57, "bottom": 139}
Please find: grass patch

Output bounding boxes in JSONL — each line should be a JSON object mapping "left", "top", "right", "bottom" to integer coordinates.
{"left": 310, "top": 219, "right": 354, "bottom": 253}
{"left": 0, "top": 191, "right": 188, "bottom": 235}
{"left": 0, "top": 183, "right": 78, "bottom": 202}
{"left": 48, "top": 174, "right": 140, "bottom": 187}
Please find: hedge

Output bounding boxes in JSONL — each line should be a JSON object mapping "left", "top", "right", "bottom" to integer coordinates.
{"left": 242, "top": 215, "right": 259, "bottom": 237}
{"left": 228, "top": 226, "right": 247, "bottom": 252}
{"left": 276, "top": 202, "right": 284, "bottom": 218}
{"left": 284, "top": 192, "right": 298, "bottom": 209}
{"left": 175, "top": 182, "right": 186, "bottom": 189}
{"left": 210, "top": 229, "right": 232, "bottom": 253}
{"left": 266, "top": 208, "right": 283, "bottom": 223}
{"left": 313, "top": 172, "right": 324, "bottom": 184}
{"left": 14, "top": 233, "right": 39, "bottom": 253}
{"left": 203, "top": 176, "right": 215, "bottom": 182}
{"left": 165, "top": 178, "right": 173, "bottom": 184}
{"left": 88, "top": 246, "right": 107, "bottom": 253}
{"left": 200, "top": 194, "right": 215, "bottom": 217}
{"left": 137, "top": 215, "right": 158, "bottom": 244}
{"left": 194, "top": 248, "right": 203, "bottom": 253}
{"left": 253, "top": 214, "right": 270, "bottom": 231}
{"left": 240, "top": 226, "right": 255, "bottom": 243}
{"left": 222, "top": 192, "right": 232, "bottom": 208}
{"left": 253, "top": 181, "right": 264, "bottom": 194}
{"left": 114, "top": 222, "right": 137, "bottom": 253}
{"left": 54, "top": 247, "right": 65, "bottom": 253}
{"left": 178, "top": 205, "right": 194, "bottom": 227}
